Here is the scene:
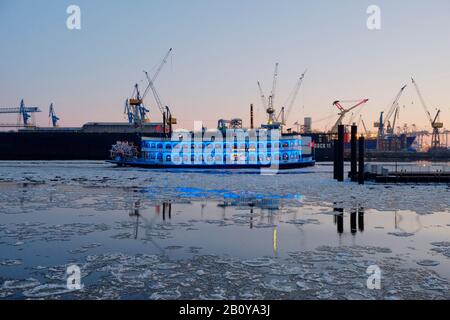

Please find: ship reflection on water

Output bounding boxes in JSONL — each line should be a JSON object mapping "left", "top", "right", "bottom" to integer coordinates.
{"left": 128, "top": 197, "right": 368, "bottom": 240}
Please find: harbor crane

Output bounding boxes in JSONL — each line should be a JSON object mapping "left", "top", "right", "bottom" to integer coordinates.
{"left": 282, "top": 70, "right": 307, "bottom": 126}
{"left": 143, "top": 69, "right": 177, "bottom": 134}
{"left": 258, "top": 64, "right": 306, "bottom": 129}
{"left": 411, "top": 77, "right": 443, "bottom": 149}
{"left": 330, "top": 99, "right": 369, "bottom": 133}
{"left": 357, "top": 115, "right": 369, "bottom": 136}
{"left": 257, "top": 63, "right": 279, "bottom": 125}
{"left": 48, "top": 103, "right": 59, "bottom": 127}
{"left": 125, "top": 48, "right": 172, "bottom": 127}
{"left": 0, "top": 99, "right": 41, "bottom": 127}
{"left": 374, "top": 85, "right": 407, "bottom": 139}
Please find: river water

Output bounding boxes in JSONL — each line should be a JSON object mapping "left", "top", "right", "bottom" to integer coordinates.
{"left": 0, "top": 161, "right": 449, "bottom": 299}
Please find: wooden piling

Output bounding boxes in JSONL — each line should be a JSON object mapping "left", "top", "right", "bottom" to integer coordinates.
{"left": 350, "top": 125, "right": 358, "bottom": 182}
{"left": 333, "top": 139, "right": 338, "bottom": 180}
{"left": 358, "top": 136, "right": 365, "bottom": 184}
{"left": 337, "top": 125, "right": 345, "bottom": 182}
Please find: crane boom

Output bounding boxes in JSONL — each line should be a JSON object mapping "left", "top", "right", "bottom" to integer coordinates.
{"left": 385, "top": 85, "right": 407, "bottom": 122}
{"left": 269, "top": 63, "right": 279, "bottom": 111}
{"left": 411, "top": 77, "right": 433, "bottom": 125}
{"left": 142, "top": 48, "right": 173, "bottom": 101}
{"left": 330, "top": 99, "right": 369, "bottom": 133}
{"left": 144, "top": 71, "right": 165, "bottom": 115}
{"left": 284, "top": 69, "right": 307, "bottom": 124}
{"left": 257, "top": 81, "right": 268, "bottom": 109}
{"left": 411, "top": 77, "right": 443, "bottom": 148}
{"left": 358, "top": 115, "right": 369, "bottom": 135}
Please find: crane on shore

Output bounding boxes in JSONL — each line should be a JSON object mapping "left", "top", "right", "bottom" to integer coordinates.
{"left": 330, "top": 99, "right": 369, "bottom": 133}
{"left": 282, "top": 70, "right": 307, "bottom": 126}
{"left": 265, "top": 63, "right": 279, "bottom": 125}
{"left": 374, "top": 84, "right": 407, "bottom": 140}
{"left": 357, "top": 114, "right": 369, "bottom": 136}
{"left": 257, "top": 63, "right": 306, "bottom": 129}
{"left": 0, "top": 99, "right": 41, "bottom": 127}
{"left": 125, "top": 48, "right": 173, "bottom": 127}
{"left": 411, "top": 77, "right": 443, "bottom": 149}
{"left": 49, "top": 103, "right": 59, "bottom": 127}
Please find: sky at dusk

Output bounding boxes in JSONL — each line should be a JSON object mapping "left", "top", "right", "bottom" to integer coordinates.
{"left": 0, "top": 0, "right": 449, "bottom": 132}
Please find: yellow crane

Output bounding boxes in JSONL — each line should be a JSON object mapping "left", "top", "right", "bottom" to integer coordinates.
{"left": 411, "top": 77, "right": 443, "bottom": 149}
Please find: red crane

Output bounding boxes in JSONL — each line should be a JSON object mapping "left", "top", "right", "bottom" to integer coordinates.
{"left": 330, "top": 99, "right": 369, "bottom": 133}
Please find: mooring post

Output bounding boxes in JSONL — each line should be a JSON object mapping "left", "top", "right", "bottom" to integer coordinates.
{"left": 358, "top": 207, "right": 365, "bottom": 232}
{"left": 337, "top": 125, "right": 345, "bottom": 182}
{"left": 358, "top": 136, "right": 365, "bottom": 184}
{"left": 333, "top": 139, "right": 338, "bottom": 180}
{"left": 350, "top": 209, "right": 357, "bottom": 235}
{"left": 350, "top": 124, "right": 358, "bottom": 182}
{"left": 336, "top": 209, "right": 344, "bottom": 234}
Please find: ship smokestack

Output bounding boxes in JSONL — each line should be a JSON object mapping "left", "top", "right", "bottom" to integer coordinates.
{"left": 250, "top": 104, "right": 254, "bottom": 129}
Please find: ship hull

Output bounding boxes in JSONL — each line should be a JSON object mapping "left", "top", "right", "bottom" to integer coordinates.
{"left": 0, "top": 131, "right": 416, "bottom": 162}
{"left": 107, "top": 159, "right": 316, "bottom": 169}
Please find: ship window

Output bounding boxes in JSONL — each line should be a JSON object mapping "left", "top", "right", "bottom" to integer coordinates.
{"left": 282, "top": 142, "right": 289, "bottom": 148}
{"left": 157, "top": 143, "right": 163, "bottom": 149}
{"left": 150, "top": 153, "right": 156, "bottom": 160}
{"left": 166, "top": 155, "right": 171, "bottom": 162}
{"left": 151, "top": 143, "right": 156, "bottom": 149}
{"left": 282, "top": 153, "right": 289, "bottom": 161}
{"left": 165, "top": 144, "right": 172, "bottom": 150}
{"left": 157, "top": 153, "right": 163, "bottom": 160}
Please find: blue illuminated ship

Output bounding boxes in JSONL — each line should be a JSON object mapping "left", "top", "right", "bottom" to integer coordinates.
{"left": 109, "top": 118, "right": 315, "bottom": 170}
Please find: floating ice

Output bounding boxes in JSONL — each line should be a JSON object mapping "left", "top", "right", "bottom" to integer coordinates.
{"left": 150, "top": 289, "right": 181, "bottom": 300}
{"left": 242, "top": 257, "right": 275, "bottom": 267}
{"left": 388, "top": 232, "right": 415, "bottom": 237}
{"left": 0, "top": 259, "right": 22, "bottom": 266}
{"left": 262, "top": 279, "right": 296, "bottom": 293}
{"left": 416, "top": 259, "right": 440, "bottom": 267}
{"left": 23, "top": 284, "right": 75, "bottom": 298}
{"left": 2, "top": 278, "right": 40, "bottom": 290}
{"left": 157, "top": 263, "right": 180, "bottom": 270}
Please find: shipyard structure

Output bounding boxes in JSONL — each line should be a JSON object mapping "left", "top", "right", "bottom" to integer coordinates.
{"left": 1, "top": 52, "right": 448, "bottom": 162}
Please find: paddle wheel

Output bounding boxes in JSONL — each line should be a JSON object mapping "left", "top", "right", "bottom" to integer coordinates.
{"left": 110, "top": 141, "right": 138, "bottom": 161}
